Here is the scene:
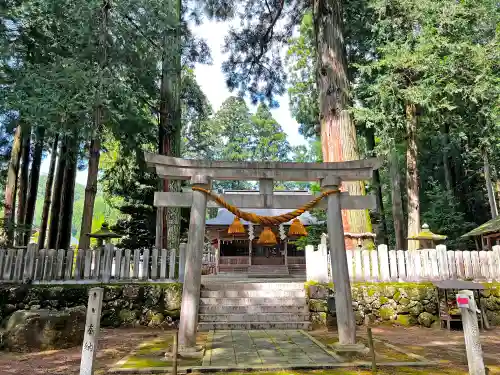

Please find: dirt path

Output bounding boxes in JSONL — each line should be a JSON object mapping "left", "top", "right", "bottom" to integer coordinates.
{"left": 0, "top": 328, "right": 166, "bottom": 375}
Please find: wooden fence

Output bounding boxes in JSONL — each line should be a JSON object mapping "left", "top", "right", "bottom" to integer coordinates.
{"left": 0, "top": 243, "right": 180, "bottom": 284}
{"left": 307, "top": 244, "right": 500, "bottom": 283}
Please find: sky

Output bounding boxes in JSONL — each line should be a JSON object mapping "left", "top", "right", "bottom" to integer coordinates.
{"left": 40, "top": 20, "right": 306, "bottom": 186}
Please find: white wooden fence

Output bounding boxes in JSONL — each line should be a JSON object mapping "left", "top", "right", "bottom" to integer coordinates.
{"left": 306, "top": 244, "right": 500, "bottom": 283}
{"left": 0, "top": 243, "right": 182, "bottom": 284}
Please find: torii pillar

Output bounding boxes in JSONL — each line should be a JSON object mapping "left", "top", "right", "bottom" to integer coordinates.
{"left": 178, "top": 175, "right": 210, "bottom": 351}
{"left": 322, "top": 176, "right": 356, "bottom": 344}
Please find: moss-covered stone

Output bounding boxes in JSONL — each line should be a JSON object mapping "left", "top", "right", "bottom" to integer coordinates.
{"left": 393, "top": 291, "right": 401, "bottom": 301}
{"left": 308, "top": 299, "right": 328, "bottom": 312}
{"left": 308, "top": 284, "right": 329, "bottom": 299}
{"left": 355, "top": 310, "right": 364, "bottom": 325}
{"left": 119, "top": 309, "right": 138, "bottom": 326}
{"left": 396, "top": 314, "right": 417, "bottom": 326}
{"left": 399, "top": 297, "right": 411, "bottom": 306}
{"left": 383, "top": 285, "right": 397, "bottom": 298}
{"left": 379, "top": 296, "right": 389, "bottom": 304}
{"left": 417, "top": 312, "right": 437, "bottom": 328}
{"left": 163, "top": 284, "right": 182, "bottom": 311}
{"left": 409, "top": 301, "right": 424, "bottom": 316}
{"left": 148, "top": 313, "right": 165, "bottom": 327}
{"left": 379, "top": 305, "right": 396, "bottom": 320}
{"left": 310, "top": 312, "right": 327, "bottom": 326}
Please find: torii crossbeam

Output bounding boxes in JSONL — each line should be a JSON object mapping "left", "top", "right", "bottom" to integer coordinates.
{"left": 145, "top": 152, "right": 381, "bottom": 353}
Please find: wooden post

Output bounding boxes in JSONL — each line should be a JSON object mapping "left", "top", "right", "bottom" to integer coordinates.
{"left": 178, "top": 175, "right": 210, "bottom": 350}
{"left": 24, "top": 243, "right": 37, "bottom": 281}
{"left": 457, "top": 290, "right": 486, "bottom": 375}
{"left": 367, "top": 327, "right": 377, "bottom": 373}
{"left": 80, "top": 287, "right": 104, "bottom": 375}
{"left": 172, "top": 330, "right": 178, "bottom": 375}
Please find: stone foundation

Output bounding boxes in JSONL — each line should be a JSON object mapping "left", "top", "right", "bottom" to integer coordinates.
{"left": 306, "top": 282, "right": 500, "bottom": 328}
{"left": 0, "top": 283, "right": 182, "bottom": 332}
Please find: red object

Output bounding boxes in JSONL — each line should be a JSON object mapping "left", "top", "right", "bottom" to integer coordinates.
{"left": 457, "top": 297, "right": 469, "bottom": 305}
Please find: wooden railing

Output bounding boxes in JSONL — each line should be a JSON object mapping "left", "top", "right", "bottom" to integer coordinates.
{"left": 307, "top": 244, "right": 500, "bottom": 282}
{"left": 0, "top": 244, "right": 178, "bottom": 284}
{"left": 219, "top": 256, "right": 249, "bottom": 265}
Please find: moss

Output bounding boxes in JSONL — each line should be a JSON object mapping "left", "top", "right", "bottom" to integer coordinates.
{"left": 379, "top": 306, "right": 396, "bottom": 320}
{"left": 396, "top": 314, "right": 417, "bottom": 326}
{"left": 393, "top": 291, "right": 401, "bottom": 301}
{"left": 379, "top": 296, "right": 389, "bottom": 304}
{"left": 367, "top": 289, "right": 376, "bottom": 297}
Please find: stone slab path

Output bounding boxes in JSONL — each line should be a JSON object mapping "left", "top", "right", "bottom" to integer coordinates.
{"left": 203, "top": 329, "right": 337, "bottom": 367}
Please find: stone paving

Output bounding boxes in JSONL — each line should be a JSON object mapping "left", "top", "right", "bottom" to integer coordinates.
{"left": 203, "top": 329, "right": 337, "bottom": 367}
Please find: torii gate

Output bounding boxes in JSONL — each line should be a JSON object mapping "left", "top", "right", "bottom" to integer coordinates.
{"left": 145, "top": 152, "right": 381, "bottom": 352}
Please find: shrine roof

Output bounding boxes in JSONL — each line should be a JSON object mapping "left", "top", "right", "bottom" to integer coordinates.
{"left": 206, "top": 208, "right": 318, "bottom": 226}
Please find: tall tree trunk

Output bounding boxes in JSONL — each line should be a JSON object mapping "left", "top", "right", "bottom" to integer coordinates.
{"left": 24, "top": 127, "right": 45, "bottom": 245}
{"left": 57, "top": 139, "right": 77, "bottom": 250}
{"left": 47, "top": 140, "right": 67, "bottom": 249}
{"left": 390, "top": 148, "right": 405, "bottom": 250}
{"left": 3, "top": 125, "right": 23, "bottom": 245}
{"left": 15, "top": 125, "right": 31, "bottom": 245}
{"left": 158, "top": 0, "right": 182, "bottom": 252}
{"left": 496, "top": 181, "right": 500, "bottom": 212}
{"left": 483, "top": 149, "right": 498, "bottom": 219}
{"left": 78, "top": 0, "right": 109, "bottom": 250}
{"left": 365, "top": 128, "right": 387, "bottom": 245}
{"left": 406, "top": 102, "right": 420, "bottom": 250}
{"left": 440, "top": 123, "right": 453, "bottom": 194}
{"left": 313, "top": 0, "right": 373, "bottom": 250}
{"left": 38, "top": 134, "right": 58, "bottom": 249}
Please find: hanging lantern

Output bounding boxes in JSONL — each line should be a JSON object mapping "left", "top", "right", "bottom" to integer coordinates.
{"left": 288, "top": 218, "right": 307, "bottom": 236}
{"left": 228, "top": 217, "right": 245, "bottom": 235}
{"left": 257, "top": 227, "right": 278, "bottom": 246}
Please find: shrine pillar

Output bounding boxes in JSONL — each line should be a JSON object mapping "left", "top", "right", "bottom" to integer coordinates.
{"left": 322, "top": 176, "right": 356, "bottom": 345}
{"left": 178, "top": 175, "right": 210, "bottom": 350}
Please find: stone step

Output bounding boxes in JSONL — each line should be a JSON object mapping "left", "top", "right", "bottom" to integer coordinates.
{"left": 198, "top": 313, "right": 310, "bottom": 322}
{"left": 247, "top": 265, "right": 290, "bottom": 277}
{"left": 199, "top": 304, "right": 309, "bottom": 314}
{"left": 200, "top": 289, "right": 305, "bottom": 298}
{"left": 201, "top": 282, "right": 305, "bottom": 291}
{"left": 200, "top": 297, "right": 307, "bottom": 306}
{"left": 198, "top": 321, "right": 311, "bottom": 331}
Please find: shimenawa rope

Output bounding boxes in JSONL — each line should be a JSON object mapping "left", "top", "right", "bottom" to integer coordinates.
{"left": 191, "top": 186, "right": 339, "bottom": 225}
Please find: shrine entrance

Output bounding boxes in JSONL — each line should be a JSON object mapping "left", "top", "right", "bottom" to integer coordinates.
{"left": 145, "top": 152, "right": 380, "bottom": 351}
{"left": 252, "top": 242, "right": 284, "bottom": 265}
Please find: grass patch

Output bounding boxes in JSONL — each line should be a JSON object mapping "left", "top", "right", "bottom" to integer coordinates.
{"left": 118, "top": 331, "right": 207, "bottom": 370}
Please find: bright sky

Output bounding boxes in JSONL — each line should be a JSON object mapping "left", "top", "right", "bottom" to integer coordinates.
{"left": 40, "top": 20, "right": 305, "bottom": 186}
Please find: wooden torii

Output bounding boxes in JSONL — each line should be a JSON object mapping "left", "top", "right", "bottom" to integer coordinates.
{"left": 145, "top": 152, "right": 381, "bottom": 353}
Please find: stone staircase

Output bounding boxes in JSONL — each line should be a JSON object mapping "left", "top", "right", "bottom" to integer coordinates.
{"left": 198, "top": 282, "right": 310, "bottom": 330}
{"left": 247, "top": 265, "right": 290, "bottom": 278}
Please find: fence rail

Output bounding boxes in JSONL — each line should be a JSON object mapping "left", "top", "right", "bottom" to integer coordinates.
{"left": 306, "top": 244, "right": 500, "bottom": 283}
{"left": 0, "top": 243, "right": 180, "bottom": 284}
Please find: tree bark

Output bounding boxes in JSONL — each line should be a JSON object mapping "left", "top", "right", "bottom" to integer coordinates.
{"left": 47, "top": 140, "right": 67, "bottom": 249}
{"left": 483, "top": 149, "right": 498, "bottom": 219}
{"left": 440, "top": 123, "right": 453, "bottom": 194}
{"left": 159, "top": 0, "right": 182, "bottom": 252}
{"left": 365, "top": 128, "right": 387, "bottom": 245}
{"left": 15, "top": 125, "right": 31, "bottom": 246}
{"left": 78, "top": 0, "right": 109, "bottom": 250}
{"left": 57, "top": 139, "right": 78, "bottom": 250}
{"left": 24, "top": 126, "right": 45, "bottom": 246}
{"left": 38, "top": 134, "right": 58, "bottom": 250}
{"left": 406, "top": 102, "right": 420, "bottom": 250}
{"left": 3, "top": 125, "right": 23, "bottom": 245}
{"left": 390, "top": 148, "right": 405, "bottom": 250}
{"left": 313, "top": 0, "right": 372, "bottom": 250}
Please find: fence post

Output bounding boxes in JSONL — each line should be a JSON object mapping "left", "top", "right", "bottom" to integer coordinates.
{"left": 179, "top": 243, "right": 186, "bottom": 282}
{"left": 102, "top": 244, "right": 114, "bottom": 283}
{"left": 169, "top": 249, "right": 176, "bottom": 279}
{"left": 79, "top": 287, "right": 104, "bottom": 375}
{"left": 457, "top": 290, "right": 486, "bottom": 375}
{"left": 24, "top": 243, "right": 37, "bottom": 281}
{"left": 378, "top": 245, "right": 390, "bottom": 282}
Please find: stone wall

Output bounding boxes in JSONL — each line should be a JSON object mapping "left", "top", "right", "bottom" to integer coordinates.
{"left": 307, "top": 282, "right": 500, "bottom": 328}
{"left": 0, "top": 283, "right": 182, "bottom": 329}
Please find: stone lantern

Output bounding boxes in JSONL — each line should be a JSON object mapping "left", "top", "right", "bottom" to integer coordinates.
{"left": 408, "top": 223, "right": 447, "bottom": 249}
{"left": 87, "top": 222, "right": 121, "bottom": 247}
